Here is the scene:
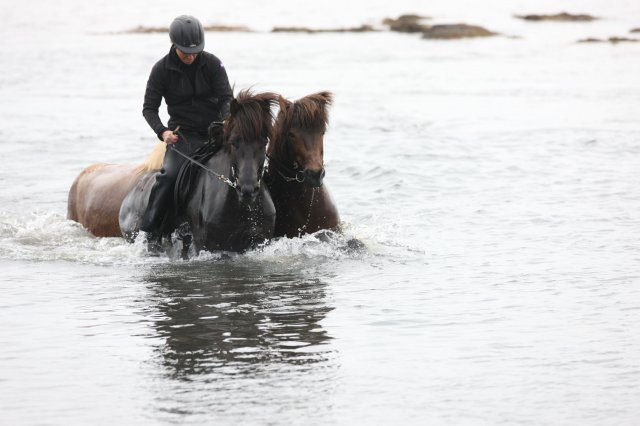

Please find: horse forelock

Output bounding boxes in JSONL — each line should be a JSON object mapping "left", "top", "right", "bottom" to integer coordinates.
{"left": 223, "top": 90, "right": 278, "bottom": 146}
{"left": 271, "top": 91, "right": 333, "bottom": 159}
{"left": 293, "top": 92, "right": 332, "bottom": 131}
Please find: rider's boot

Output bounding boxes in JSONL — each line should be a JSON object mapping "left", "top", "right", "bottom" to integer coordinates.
{"left": 139, "top": 131, "right": 201, "bottom": 255}
{"left": 140, "top": 176, "right": 173, "bottom": 255}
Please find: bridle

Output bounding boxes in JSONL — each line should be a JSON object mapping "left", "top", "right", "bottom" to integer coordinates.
{"left": 266, "top": 150, "right": 317, "bottom": 235}
{"left": 266, "top": 130, "right": 329, "bottom": 185}
{"left": 266, "top": 153, "right": 306, "bottom": 183}
{"left": 171, "top": 129, "right": 267, "bottom": 190}
{"left": 168, "top": 141, "right": 237, "bottom": 189}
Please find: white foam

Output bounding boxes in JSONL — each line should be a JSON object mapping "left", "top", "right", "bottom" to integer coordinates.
{"left": 0, "top": 211, "right": 381, "bottom": 266}
{"left": 0, "top": 211, "right": 154, "bottom": 265}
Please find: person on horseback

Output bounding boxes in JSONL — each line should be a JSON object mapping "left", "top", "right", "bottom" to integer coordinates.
{"left": 140, "top": 15, "right": 232, "bottom": 252}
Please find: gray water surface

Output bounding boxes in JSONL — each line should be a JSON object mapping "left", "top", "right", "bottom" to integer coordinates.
{"left": 2, "top": 0, "right": 640, "bottom": 424}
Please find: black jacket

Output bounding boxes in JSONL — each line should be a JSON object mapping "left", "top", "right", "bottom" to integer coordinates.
{"left": 143, "top": 48, "right": 232, "bottom": 140}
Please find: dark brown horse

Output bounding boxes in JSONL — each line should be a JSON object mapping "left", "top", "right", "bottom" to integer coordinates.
{"left": 265, "top": 91, "right": 340, "bottom": 238}
{"left": 119, "top": 90, "right": 279, "bottom": 253}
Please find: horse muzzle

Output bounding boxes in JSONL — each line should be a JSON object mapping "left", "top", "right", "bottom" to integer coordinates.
{"left": 304, "top": 168, "right": 325, "bottom": 187}
{"left": 237, "top": 185, "right": 260, "bottom": 205}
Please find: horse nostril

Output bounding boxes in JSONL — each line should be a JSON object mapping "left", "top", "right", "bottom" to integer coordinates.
{"left": 239, "top": 186, "right": 259, "bottom": 201}
{"left": 304, "top": 169, "right": 325, "bottom": 187}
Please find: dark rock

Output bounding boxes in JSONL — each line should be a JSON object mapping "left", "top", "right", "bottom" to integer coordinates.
{"left": 422, "top": 24, "right": 497, "bottom": 39}
{"left": 631, "top": 28, "right": 640, "bottom": 33}
{"left": 578, "top": 36, "right": 639, "bottom": 43}
{"left": 271, "top": 25, "right": 377, "bottom": 33}
{"left": 578, "top": 38, "right": 601, "bottom": 43}
{"left": 515, "top": 12, "right": 598, "bottom": 22}
{"left": 604, "top": 37, "right": 636, "bottom": 43}
{"left": 383, "top": 14, "right": 431, "bottom": 33}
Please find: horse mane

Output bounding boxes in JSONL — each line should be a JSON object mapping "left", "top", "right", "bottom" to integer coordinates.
{"left": 270, "top": 91, "right": 333, "bottom": 158}
{"left": 138, "top": 89, "right": 278, "bottom": 173}
{"left": 223, "top": 89, "right": 279, "bottom": 150}
{"left": 172, "top": 90, "right": 279, "bottom": 209}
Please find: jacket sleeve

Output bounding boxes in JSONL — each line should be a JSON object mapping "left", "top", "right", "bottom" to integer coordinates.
{"left": 142, "top": 63, "right": 169, "bottom": 140}
{"left": 212, "top": 61, "right": 233, "bottom": 120}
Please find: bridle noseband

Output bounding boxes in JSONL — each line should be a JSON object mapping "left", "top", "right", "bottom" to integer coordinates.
{"left": 266, "top": 154, "right": 307, "bottom": 183}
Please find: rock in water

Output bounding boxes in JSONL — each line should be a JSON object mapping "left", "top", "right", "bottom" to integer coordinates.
{"left": 515, "top": 12, "right": 598, "bottom": 22}
{"left": 271, "top": 25, "right": 377, "bottom": 33}
{"left": 383, "top": 14, "right": 431, "bottom": 33}
{"left": 422, "top": 24, "right": 497, "bottom": 39}
{"left": 578, "top": 37, "right": 639, "bottom": 44}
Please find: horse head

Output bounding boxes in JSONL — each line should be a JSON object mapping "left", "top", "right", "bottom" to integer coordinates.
{"left": 223, "top": 90, "right": 279, "bottom": 204}
{"left": 271, "top": 91, "right": 333, "bottom": 187}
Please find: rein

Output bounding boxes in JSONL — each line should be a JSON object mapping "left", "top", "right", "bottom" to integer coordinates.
{"left": 170, "top": 130, "right": 237, "bottom": 189}
{"left": 298, "top": 187, "right": 315, "bottom": 235}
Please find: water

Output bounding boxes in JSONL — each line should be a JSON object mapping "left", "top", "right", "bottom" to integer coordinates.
{"left": 1, "top": 0, "right": 640, "bottom": 424}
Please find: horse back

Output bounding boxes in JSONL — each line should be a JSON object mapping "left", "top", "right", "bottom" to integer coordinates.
{"left": 67, "top": 163, "right": 146, "bottom": 237}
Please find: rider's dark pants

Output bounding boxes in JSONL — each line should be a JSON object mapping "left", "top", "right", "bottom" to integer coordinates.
{"left": 140, "top": 131, "right": 204, "bottom": 237}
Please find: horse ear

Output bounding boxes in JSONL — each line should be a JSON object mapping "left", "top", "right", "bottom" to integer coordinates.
{"left": 318, "top": 91, "right": 334, "bottom": 106}
{"left": 230, "top": 98, "right": 239, "bottom": 115}
{"left": 278, "top": 96, "right": 291, "bottom": 114}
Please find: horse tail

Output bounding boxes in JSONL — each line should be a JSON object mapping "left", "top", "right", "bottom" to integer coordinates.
{"left": 143, "top": 142, "right": 166, "bottom": 172}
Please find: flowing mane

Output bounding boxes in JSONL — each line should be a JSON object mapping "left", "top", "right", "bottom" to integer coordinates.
{"left": 140, "top": 90, "right": 278, "bottom": 172}
{"left": 270, "top": 91, "right": 333, "bottom": 159}
{"left": 223, "top": 89, "right": 279, "bottom": 148}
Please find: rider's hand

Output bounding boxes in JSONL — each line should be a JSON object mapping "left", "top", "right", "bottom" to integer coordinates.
{"left": 162, "top": 130, "right": 179, "bottom": 145}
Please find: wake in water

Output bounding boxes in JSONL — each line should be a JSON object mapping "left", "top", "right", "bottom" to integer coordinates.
{"left": 0, "top": 210, "right": 154, "bottom": 265}
{"left": 0, "top": 210, "right": 379, "bottom": 266}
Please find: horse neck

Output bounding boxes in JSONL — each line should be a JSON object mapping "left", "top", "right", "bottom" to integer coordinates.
{"left": 204, "top": 149, "right": 233, "bottom": 186}
{"left": 184, "top": 149, "right": 224, "bottom": 195}
{"left": 267, "top": 133, "right": 288, "bottom": 163}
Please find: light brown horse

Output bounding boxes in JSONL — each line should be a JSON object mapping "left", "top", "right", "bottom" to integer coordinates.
{"left": 67, "top": 143, "right": 165, "bottom": 237}
{"left": 266, "top": 91, "right": 340, "bottom": 238}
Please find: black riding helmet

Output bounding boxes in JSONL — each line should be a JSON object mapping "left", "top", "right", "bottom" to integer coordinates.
{"left": 169, "top": 15, "right": 205, "bottom": 54}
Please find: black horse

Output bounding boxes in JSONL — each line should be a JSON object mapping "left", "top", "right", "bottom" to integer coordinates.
{"left": 119, "top": 90, "right": 279, "bottom": 254}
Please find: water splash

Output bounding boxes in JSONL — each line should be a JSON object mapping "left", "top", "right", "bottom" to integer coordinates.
{"left": 0, "top": 211, "right": 375, "bottom": 265}
{"left": 0, "top": 211, "right": 153, "bottom": 265}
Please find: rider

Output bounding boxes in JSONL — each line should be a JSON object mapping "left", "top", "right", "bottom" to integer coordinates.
{"left": 140, "top": 15, "right": 232, "bottom": 251}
